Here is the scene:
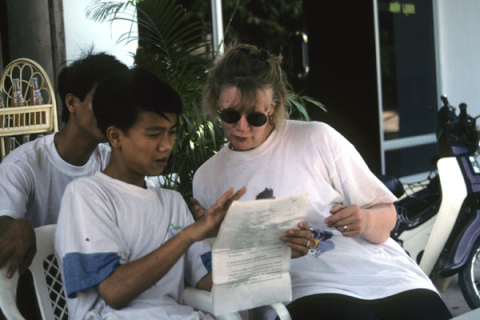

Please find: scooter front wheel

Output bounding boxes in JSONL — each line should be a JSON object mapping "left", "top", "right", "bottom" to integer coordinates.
{"left": 459, "top": 237, "right": 480, "bottom": 309}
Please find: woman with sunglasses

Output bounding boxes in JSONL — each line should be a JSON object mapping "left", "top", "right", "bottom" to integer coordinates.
{"left": 191, "top": 44, "right": 451, "bottom": 320}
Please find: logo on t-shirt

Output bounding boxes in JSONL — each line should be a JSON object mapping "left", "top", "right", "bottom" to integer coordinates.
{"left": 167, "top": 223, "right": 183, "bottom": 239}
{"left": 309, "top": 226, "right": 335, "bottom": 257}
{"left": 255, "top": 187, "right": 275, "bottom": 199}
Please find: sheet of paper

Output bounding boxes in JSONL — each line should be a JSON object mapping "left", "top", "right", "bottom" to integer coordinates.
{"left": 211, "top": 193, "right": 308, "bottom": 315}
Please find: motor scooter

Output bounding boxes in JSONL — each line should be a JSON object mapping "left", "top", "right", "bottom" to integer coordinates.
{"left": 387, "top": 96, "right": 480, "bottom": 309}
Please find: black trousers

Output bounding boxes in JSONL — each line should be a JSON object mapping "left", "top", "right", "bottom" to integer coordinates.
{"left": 280, "top": 289, "right": 452, "bottom": 320}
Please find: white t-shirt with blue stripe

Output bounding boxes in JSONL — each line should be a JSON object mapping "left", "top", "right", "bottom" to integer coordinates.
{"left": 55, "top": 172, "right": 212, "bottom": 320}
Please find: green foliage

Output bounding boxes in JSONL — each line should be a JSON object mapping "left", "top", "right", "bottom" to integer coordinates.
{"left": 87, "top": 0, "right": 224, "bottom": 199}
{"left": 86, "top": 0, "right": 323, "bottom": 200}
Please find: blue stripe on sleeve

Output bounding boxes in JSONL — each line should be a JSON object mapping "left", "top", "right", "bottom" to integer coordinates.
{"left": 63, "top": 252, "right": 121, "bottom": 298}
{"left": 201, "top": 252, "right": 212, "bottom": 272}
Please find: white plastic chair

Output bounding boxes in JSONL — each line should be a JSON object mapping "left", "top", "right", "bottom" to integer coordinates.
{"left": 0, "top": 225, "right": 292, "bottom": 320}
{"left": 183, "top": 287, "right": 292, "bottom": 320}
{"left": 0, "top": 260, "right": 22, "bottom": 320}
{"left": 0, "top": 224, "right": 67, "bottom": 320}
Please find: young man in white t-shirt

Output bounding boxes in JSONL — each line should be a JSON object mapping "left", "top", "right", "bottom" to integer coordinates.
{"left": 54, "top": 68, "right": 246, "bottom": 319}
{"left": 0, "top": 53, "right": 128, "bottom": 279}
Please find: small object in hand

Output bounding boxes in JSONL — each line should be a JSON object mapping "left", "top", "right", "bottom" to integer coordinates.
{"left": 306, "top": 239, "right": 319, "bottom": 249}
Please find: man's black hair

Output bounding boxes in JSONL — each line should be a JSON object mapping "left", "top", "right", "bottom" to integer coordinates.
{"left": 57, "top": 52, "right": 128, "bottom": 123}
{"left": 93, "top": 67, "right": 183, "bottom": 137}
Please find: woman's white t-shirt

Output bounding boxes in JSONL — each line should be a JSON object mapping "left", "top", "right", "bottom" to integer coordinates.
{"left": 193, "top": 120, "right": 436, "bottom": 303}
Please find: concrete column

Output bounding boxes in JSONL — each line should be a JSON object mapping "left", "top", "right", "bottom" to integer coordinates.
{"left": 7, "top": 0, "right": 55, "bottom": 80}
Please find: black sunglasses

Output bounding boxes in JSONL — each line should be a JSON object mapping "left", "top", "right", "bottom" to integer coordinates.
{"left": 218, "top": 109, "right": 269, "bottom": 127}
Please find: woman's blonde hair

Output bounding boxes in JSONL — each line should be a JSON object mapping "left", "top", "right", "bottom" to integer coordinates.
{"left": 202, "top": 44, "right": 289, "bottom": 126}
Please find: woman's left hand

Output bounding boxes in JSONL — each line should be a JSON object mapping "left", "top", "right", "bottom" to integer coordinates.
{"left": 281, "top": 221, "right": 314, "bottom": 258}
{"left": 325, "top": 203, "right": 396, "bottom": 243}
{"left": 324, "top": 204, "right": 366, "bottom": 238}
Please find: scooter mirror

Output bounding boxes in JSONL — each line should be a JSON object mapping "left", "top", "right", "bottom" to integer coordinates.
{"left": 284, "top": 31, "right": 309, "bottom": 80}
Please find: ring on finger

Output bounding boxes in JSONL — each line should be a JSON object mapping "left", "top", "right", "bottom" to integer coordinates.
{"left": 343, "top": 225, "right": 348, "bottom": 232}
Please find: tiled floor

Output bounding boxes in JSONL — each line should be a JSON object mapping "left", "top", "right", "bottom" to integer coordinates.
{"left": 441, "top": 274, "right": 473, "bottom": 317}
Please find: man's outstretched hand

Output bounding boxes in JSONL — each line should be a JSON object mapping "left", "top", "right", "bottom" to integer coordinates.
{"left": 188, "top": 187, "right": 246, "bottom": 241}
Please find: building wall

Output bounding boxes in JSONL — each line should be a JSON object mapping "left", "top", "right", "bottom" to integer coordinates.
{"left": 436, "top": 0, "right": 480, "bottom": 116}
{"left": 63, "top": 0, "right": 137, "bottom": 67}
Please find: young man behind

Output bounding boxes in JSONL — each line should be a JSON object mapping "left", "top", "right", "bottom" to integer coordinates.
{"left": 0, "top": 53, "right": 128, "bottom": 278}
{"left": 54, "top": 68, "right": 245, "bottom": 319}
